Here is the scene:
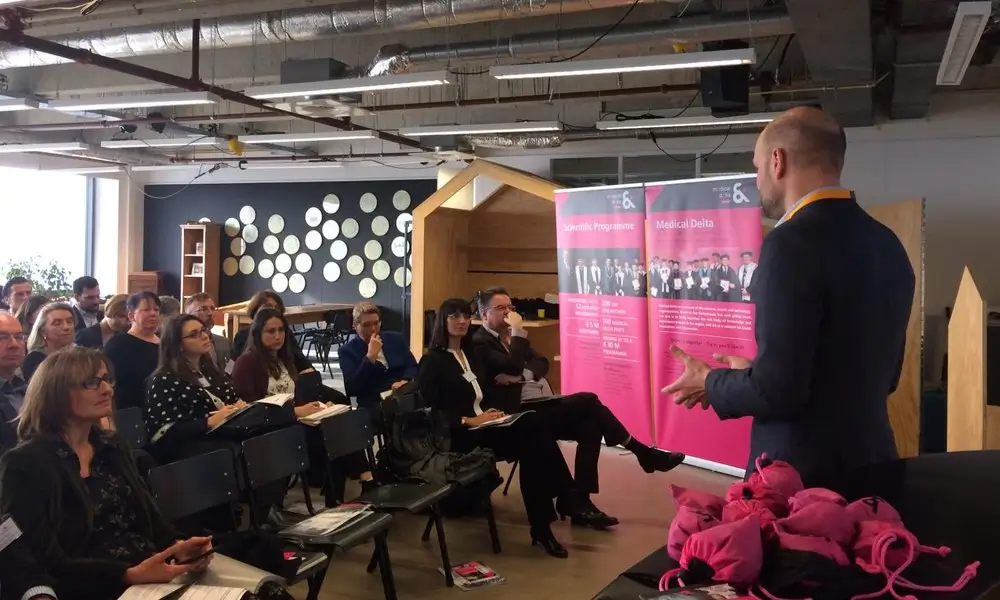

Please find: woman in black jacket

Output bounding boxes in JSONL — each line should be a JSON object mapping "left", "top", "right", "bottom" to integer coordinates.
{"left": 417, "top": 298, "right": 584, "bottom": 559}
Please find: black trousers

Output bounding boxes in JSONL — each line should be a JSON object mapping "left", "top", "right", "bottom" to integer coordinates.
{"left": 453, "top": 411, "right": 573, "bottom": 531}
{"left": 517, "top": 392, "right": 630, "bottom": 494}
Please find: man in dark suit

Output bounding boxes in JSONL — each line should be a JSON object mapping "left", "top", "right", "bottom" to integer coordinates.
{"left": 715, "top": 254, "right": 739, "bottom": 302}
{"left": 472, "top": 287, "right": 684, "bottom": 529}
{"left": 70, "top": 276, "right": 103, "bottom": 331}
{"left": 696, "top": 258, "right": 714, "bottom": 301}
{"left": 0, "top": 313, "right": 26, "bottom": 457}
{"left": 663, "top": 107, "right": 915, "bottom": 487}
{"left": 339, "top": 302, "right": 418, "bottom": 416}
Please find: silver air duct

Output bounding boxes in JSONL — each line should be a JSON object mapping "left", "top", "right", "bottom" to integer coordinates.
{"left": 0, "top": 0, "right": 651, "bottom": 70}
{"left": 466, "top": 133, "right": 563, "bottom": 149}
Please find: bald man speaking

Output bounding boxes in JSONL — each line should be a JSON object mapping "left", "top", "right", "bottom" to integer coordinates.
{"left": 663, "top": 107, "right": 915, "bottom": 486}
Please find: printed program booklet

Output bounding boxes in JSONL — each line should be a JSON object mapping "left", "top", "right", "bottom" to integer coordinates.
{"left": 438, "top": 561, "right": 505, "bottom": 590}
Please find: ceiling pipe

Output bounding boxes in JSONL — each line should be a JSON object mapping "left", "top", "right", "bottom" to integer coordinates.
{"left": 171, "top": 152, "right": 420, "bottom": 164}
{"left": 0, "top": 29, "right": 427, "bottom": 151}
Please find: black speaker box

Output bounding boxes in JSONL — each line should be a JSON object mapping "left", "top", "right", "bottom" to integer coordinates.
{"left": 699, "top": 40, "right": 751, "bottom": 117}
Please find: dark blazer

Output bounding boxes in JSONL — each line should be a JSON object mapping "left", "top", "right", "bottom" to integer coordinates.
{"left": 339, "top": 331, "right": 418, "bottom": 406}
{"left": 74, "top": 323, "right": 105, "bottom": 349}
{"left": 0, "top": 376, "right": 24, "bottom": 456}
{"left": 0, "top": 430, "right": 181, "bottom": 600}
{"left": 71, "top": 306, "right": 103, "bottom": 332}
{"left": 20, "top": 350, "right": 47, "bottom": 381}
{"left": 416, "top": 345, "right": 487, "bottom": 428}
{"left": 0, "top": 535, "right": 57, "bottom": 600}
{"left": 706, "top": 195, "right": 914, "bottom": 486}
{"left": 471, "top": 326, "right": 549, "bottom": 414}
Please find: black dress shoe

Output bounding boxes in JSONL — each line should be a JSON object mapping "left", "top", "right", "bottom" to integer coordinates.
{"left": 555, "top": 496, "right": 619, "bottom": 530}
{"left": 637, "top": 448, "right": 686, "bottom": 474}
{"left": 530, "top": 529, "right": 569, "bottom": 558}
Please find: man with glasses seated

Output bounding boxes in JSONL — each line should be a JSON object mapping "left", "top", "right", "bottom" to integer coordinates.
{"left": 184, "top": 293, "right": 232, "bottom": 373}
{"left": 472, "top": 287, "right": 686, "bottom": 529}
{"left": 0, "top": 313, "right": 27, "bottom": 456}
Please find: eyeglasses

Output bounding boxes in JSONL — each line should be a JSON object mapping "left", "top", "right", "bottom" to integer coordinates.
{"left": 358, "top": 320, "right": 381, "bottom": 329}
{"left": 183, "top": 327, "right": 211, "bottom": 340}
{"left": 80, "top": 374, "right": 115, "bottom": 390}
{"left": 488, "top": 304, "right": 514, "bottom": 313}
{"left": 192, "top": 305, "right": 216, "bottom": 314}
{"left": 0, "top": 332, "right": 27, "bottom": 345}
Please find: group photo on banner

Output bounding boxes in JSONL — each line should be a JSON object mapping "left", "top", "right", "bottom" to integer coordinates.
{"left": 555, "top": 176, "right": 763, "bottom": 473}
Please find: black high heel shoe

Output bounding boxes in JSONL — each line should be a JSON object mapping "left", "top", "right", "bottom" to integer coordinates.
{"left": 555, "top": 496, "right": 620, "bottom": 530}
{"left": 530, "top": 528, "right": 569, "bottom": 558}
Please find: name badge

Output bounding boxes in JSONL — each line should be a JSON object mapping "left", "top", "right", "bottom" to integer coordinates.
{"left": 462, "top": 371, "right": 478, "bottom": 383}
{"left": 0, "top": 514, "right": 23, "bottom": 553}
{"left": 224, "top": 360, "right": 235, "bottom": 376}
{"left": 197, "top": 377, "right": 211, "bottom": 388}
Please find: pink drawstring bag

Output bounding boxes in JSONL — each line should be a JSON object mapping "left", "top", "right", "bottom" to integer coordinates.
{"left": 667, "top": 505, "right": 721, "bottom": 561}
{"left": 659, "top": 514, "right": 764, "bottom": 591}
{"left": 670, "top": 484, "right": 725, "bottom": 519}
{"left": 748, "top": 454, "right": 804, "bottom": 500}
{"left": 726, "top": 480, "right": 789, "bottom": 518}
{"left": 845, "top": 497, "right": 902, "bottom": 525}
{"left": 775, "top": 501, "right": 857, "bottom": 548}
{"left": 722, "top": 498, "right": 778, "bottom": 541}
{"left": 788, "top": 488, "right": 847, "bottom": 514}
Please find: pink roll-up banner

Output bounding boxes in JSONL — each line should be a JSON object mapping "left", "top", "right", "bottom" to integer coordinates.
{"left": 556, "top": 184, "right": 653, "bottom": 445}
{"left": 645, "top": 175, "right": 761, "bottom": 472}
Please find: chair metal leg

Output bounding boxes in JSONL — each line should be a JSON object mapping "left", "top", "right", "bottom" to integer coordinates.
{"left": 300, "top": 475, "right": 317, "bottom": 516}
{"left": 483, "top": 480, "right": 502, "bottom": 554}
{"left": 374, "top": 532, "right": 399, "bottom": 600}
{"left": 430, "top": 507, "right": 454, "bottom": 587}
{"left": 366, "top": 548, "right": 379, "bottom": 574}
{"left": 502, "top": 461, "right": 518, "bottom": 496}
{"left": 305, "top": 563, "right": 330, "bottom": 600}
{"left": 420, "top": 515, "right": 434, "bottom": 542}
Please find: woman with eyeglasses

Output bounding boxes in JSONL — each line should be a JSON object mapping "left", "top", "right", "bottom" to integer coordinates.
{"left": 21, "top": 301, "right": 77, "bottom": 381}
{"left": 104, "top": 292, "right": 161, "bottom": 412}
{"left": 144, "top": 315, "right": 246, "bottom": 465}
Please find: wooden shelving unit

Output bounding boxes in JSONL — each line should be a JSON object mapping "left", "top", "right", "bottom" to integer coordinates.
{"left": 180, "top": 223, "right": 220, "bottom": 302}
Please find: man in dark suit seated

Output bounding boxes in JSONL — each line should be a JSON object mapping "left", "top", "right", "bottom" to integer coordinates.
{"left": 339, "top": 302, "right": 418, "bottom": 417}
{"left": 472, "top": 287, "right": 685, "bottom": 530}
{"left": 69, "top": 276, "right": 103, "bottom": 332}
{"left": 0, "top": 313, "right": 27, "bottom": 457}
{"left": 663, "top": 107, "right": 915, "bottom": 488}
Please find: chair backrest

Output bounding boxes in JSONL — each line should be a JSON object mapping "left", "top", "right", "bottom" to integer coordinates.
{"left": 332, "top": 309, "right": 353, "bottom": 334}
{"left": 318, "top": 408, "right": 373, "bottom": 460}
{"left": 240, "top": 425, "right": 310, "bottom": 489}
{"left": 114, "top": 407, "right": 148, "bottom": 449}
{"left": 148, "top": 450, "right": 240, "bottom": 521}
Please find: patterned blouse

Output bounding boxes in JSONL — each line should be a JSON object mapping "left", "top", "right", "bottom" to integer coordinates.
{"left": 145, "top": 371, "right": 239, "bottom": 442}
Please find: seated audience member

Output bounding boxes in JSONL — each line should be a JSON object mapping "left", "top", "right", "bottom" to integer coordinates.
{"left": 14, "top": 294, "right": 49, "bottom": 334}
{"left": 418, "top": 298, "right": 592, "bottom": 558}
{"left": 184, "top": 293, "right": 232, "bottom": 373}
{"left": 1, "top": 277, "right": 32, "bottom": 315}
{"left": 75, "top": 293, "right": 130, "bottom": 349}
{"left": 232, "top": 308, "right": 375, "bottom": 506}
{"left": 144, "top": 315, "right": 246, "bottom": 465}
{"left": 22, "top": 302, "right": 76, "bottom": 381}
{"left": 158, "top": 296, "right": 181, "bottom": 321}
{"left": 70, "top": 276, "right": 103, "bottom": 331}
{"left": 104, "top": 292, "right": 161, "bottom": 411}
{"left": 232, "top": 290, "right": 311, "bottom": 371}
{"left": 472, "top": 287, "right": 685, "bottom": 528}
{"left": 0, "top": 313, "right": 27, "bottom": 456}
{"left": 339, "top": 302, "right": 418, "bottom": 413}
{"left": 0, "top": 348, "right": 216, "bottom": 600}
{"left": 0, "top": 536, "right": 58, "bottom": 600}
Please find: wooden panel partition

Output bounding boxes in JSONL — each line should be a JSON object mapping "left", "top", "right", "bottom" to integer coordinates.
{"left": 947, "top": 268, "right": 989, "bottom": 451}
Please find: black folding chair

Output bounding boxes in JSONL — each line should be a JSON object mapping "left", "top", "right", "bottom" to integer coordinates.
{"left": 148, "top": 450, "right": 330, "bottom": 600}
{"left": 502, "top": 461, "right": 518, "bottom": 496}
{"left": 114, "top": 407, "right": 148, "bottom": 449}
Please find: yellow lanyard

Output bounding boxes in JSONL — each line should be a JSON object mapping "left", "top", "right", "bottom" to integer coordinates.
{"left": 782, "top": 188, "right": 855, "bottom": 222}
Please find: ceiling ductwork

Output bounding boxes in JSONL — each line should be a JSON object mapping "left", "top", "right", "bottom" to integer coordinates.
{"left": 466, "top": 133, "right": 564, "bottom": 149}
{"left": 0, "top": 0, "right": 661, "bottom": 70}
{"left": 366, "top": 9, "right": 793, "bottom": 76}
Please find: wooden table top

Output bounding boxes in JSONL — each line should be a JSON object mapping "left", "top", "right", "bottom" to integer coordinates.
{"left": 222, "top": 302, "right": 354, "bottom": 316}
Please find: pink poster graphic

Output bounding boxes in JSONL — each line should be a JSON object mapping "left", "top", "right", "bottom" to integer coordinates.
{"left": 555, "top": 184, "right": 653, "bottom": 444}
{"left": 646, "top": 175, "right": 761, "bottom": 470}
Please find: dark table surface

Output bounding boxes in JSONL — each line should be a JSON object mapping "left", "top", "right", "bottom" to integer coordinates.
{"left": 594, "top": 451, "right": 1000, "bottom": 600}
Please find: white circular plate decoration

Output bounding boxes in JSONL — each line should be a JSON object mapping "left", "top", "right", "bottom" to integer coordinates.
{"left": 346, "top": 255, "right": 365, "bottom": 276}
{"left": 321, "top": 220, "right": 339, "bottom": 240}
{"left": 323, "top": 262, "right": 341, "bottom": 282}
{"left": 230, "top": 238, "right": 246, "bottom": 257}
{"left": 275, "top": 253, "right": 292, "bottom": 273}
{"left": 396, "top": 213, "right": 413, "bottom": 233}
{"left": 359, "top": 278, "right": 377, "bottom": 299}
{"left": 239, "top": 255, "right": 255, "bottom": 275}
{"left": 258, "top": 258, "right": 275, "bottom": 279}
{"left": 239, "top": 206, "right": 256, "bottom": 225}
{"left": 267, "top": 214, "right": 285, "bottom": 234}
{"left": 242, "top": 224, "right": 259, "bottom": 244}
{"left": 198, "top": 217, "right": 211, "bottom": 223}
{"left": 271, "top": 273, "right": 288, "bottom": 293}
{"left": 393, "top": 267, "right": 412, "bottom": 287}
{"left": 341, "top": 218, "right": 360, "bottom": 239}
{"left": 322, "top": 194, "right": 340, "bottom": 214}
{"left": 262, "top": 235, "right": 279, "bottom": 255}
{"left": 304, "top": 230, "right": 322, "bottom": 251}
{"left": 371, "top": 216, "right": 390, "bottom": 236}
{"left": 359, "top": 192, "right": 378, "bottom": 214}
{"left": 372, "top": 260, "right": 391, "bottom": 281}
{"left": 391, "top": 236, "right": 408, "bottom": 258}
{"left": 288, "top": 273, "right": 306, "bottom": 294}
{"left": 222, "top": 257, "right": 238, "bottom": 276}
{"left": 305, "top": 207, "right": 323, "bottom": 227}
{"left": 330, "top": 240, "right": 348, "bottom": 260}
{"left": 295, "top": 253, "right": 313, "bottom": 273}
{"left": 364, "top": 240, "right": 382, "bottom": 260}
{"left": 393, "top": 190, "right": 411, "bottom": 211}
{"left": 283, "top": 235, "right": 300, "bottom": 254}
{"left": 224, "top": 218, "right": 241, "bottom": 236}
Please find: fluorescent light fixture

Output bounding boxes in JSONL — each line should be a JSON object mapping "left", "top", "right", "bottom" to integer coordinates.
{"left": 490, "top": 48, "right": 755, "bottom": 80}
{"left": 0, "top": 98, "right": 40, "bottom": 112}
{"left": 239, "top": 131, "right": 376, "bottom": 144}
{"left": 239, "top": 161, "right": 344, "bottom": 170}
{"left": 398, "top": 121, "right": 562, "bottom": 137}
{"left": 101, "top": 137, "right": 224, "bottom": 149}
{"left": 245, "top": 71, "right": 451, "bottom": 100}
{"left": 937, "top": 1, "right": 992, "bottom": 85}
{"left": 0, "top": 142, "right": 89, "bottom": 154}
{"left": 47, "top": 166, "right": 123, "bottom": 175}
{"left": 594, "top": 112, "right": 781, "bottom": 131}
{"left": 129, "top": 164, "right": 206, "bottom": 172}
{"left": 47, "top": 91, "right": 221, "bottom": 112}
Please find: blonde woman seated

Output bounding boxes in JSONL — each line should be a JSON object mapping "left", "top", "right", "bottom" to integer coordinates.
{"left": 76, "top": 293, "right": 131, "bottom": 349}
{"left": 21, "top": 301, "right": 76, "bottom": 381}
